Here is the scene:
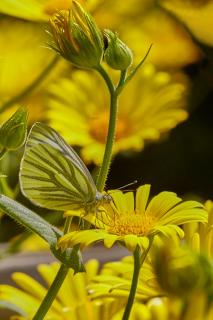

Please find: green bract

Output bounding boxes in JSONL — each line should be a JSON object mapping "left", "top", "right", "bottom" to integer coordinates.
{"left": 104, "top": 29, "right": 133, "bottom": 70}
{"left": 0, "top": 107, "right": 27, "bottom": 151}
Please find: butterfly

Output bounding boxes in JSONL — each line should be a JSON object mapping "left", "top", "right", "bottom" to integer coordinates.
{"left": 19, "top": 122, "right": 112, "bottom": 215}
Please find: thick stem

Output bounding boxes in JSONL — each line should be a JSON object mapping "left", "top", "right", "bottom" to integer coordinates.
{"left": 95, "top": 65, "right": 118, "bottom": 192}
{"left": 32, "top": 264, "right": 69, "bottom": 320}
{"left": 32, "top": 216, "right": 71, "bottom": 320}
{"left": 0, "top": 56, "right": 59, "bottom": 114}
{"left": 122, "top": 239, "right": 153, "bottom": 320}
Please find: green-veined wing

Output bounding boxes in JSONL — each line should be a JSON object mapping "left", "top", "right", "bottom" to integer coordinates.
{"left": 19, "top": 122, "right": 97, "bottom": 211}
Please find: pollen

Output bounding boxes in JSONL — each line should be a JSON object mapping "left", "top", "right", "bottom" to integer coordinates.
{"left": 108, "top": 213, "right": 154, "bottom": 236}
{"left": 89, "top": 112, "right": 129, "bottom": 143}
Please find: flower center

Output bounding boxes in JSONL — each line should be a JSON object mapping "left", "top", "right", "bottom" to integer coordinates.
{"left": 108, "top": 213, "right": 154, "bottom": 236}
{"left": 44, "top": 0, "right": 72, "bottom": 15}
{"left": 89, "top": 112, "right": 129, "bottom": 143}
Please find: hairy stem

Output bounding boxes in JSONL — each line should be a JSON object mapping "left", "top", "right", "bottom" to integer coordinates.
{"left": 122, "top": 239, "right": 153, "bottom": 320}
{"left": 95, "top": 65, "right": 118, "bottom": 192}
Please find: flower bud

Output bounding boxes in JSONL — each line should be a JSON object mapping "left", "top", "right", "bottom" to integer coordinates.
{"left": 49, "top": 1, "right": 104, "bottom": 69}
{"left": 154, "top": 244, "right": 211, "bottom": 298}
{"left": 0, "top": 108, "right": 28, "bottom": 150}
{"left": 104, "top": 29, "right": 133, "bottom": 70}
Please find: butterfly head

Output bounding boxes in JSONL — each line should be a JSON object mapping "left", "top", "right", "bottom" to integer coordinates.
{"left": 95, "top": 191, "right": 112, "bottom": 205}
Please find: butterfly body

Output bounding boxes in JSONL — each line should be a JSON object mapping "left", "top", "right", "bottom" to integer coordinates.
{"left": 19, "top": 122, "right": 111, "bottom": 214}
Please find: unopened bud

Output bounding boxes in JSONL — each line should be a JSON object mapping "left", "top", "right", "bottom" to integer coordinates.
{"left": 0, "top": 108, "right": 28, "bottom": 150}
{"left": 104, "top": 29, "right": 133, "bottom": 70}
{"left": 154, "top": 244, "right": 210, "bottom": 298}
{"left": 49, "top": 1, "right": 104, "bottom": 69}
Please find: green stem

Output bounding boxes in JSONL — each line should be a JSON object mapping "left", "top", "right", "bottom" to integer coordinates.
{"left": 32, "top": 264, "right": 69, "bottom": 320}
{"left": 0, "top": 148, "right": 7, "bottom": 160}
{"left": 0, "top": 55, "right": 59, "bottom": 114}
{"left": 122, "top": 239, "right": 153, "bottom": 320}
{"left": 32, "top": 216, "right": 71, "bottom": 320}
{"left": 63, "top": 216, "right": 72, "bottom": 234}
{"left": 95, "top": 65, "right": 117, "bottom": 192}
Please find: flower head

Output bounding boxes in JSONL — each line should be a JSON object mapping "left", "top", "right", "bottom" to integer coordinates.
{"left": 0, "top": 259, "right": 155, "bottom": 320}
{"left": 49, "top": 1, "right": 104, "bottom": 68}
{"left": 59, "top": 184, "right": 207, "bottom": 252}
{"left": 0, "top": 260, "right": 124, "bottom": 320}
{"left": 47, "top": 65, "right": 189, "bottom": 164}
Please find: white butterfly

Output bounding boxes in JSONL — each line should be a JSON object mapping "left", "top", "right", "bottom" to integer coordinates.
{"left": 19, "top": 122, "right": 111, "bottom": 214}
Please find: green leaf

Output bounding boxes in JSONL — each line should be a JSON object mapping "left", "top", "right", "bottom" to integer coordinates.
{"left": 0, "top": 195, "right": 85, "bottom": 273}
{"left": 0, "top": 195, "right": 62, "bottom": 247}
{"left": 125, "top": 44, "right": 153, "bottom": 84}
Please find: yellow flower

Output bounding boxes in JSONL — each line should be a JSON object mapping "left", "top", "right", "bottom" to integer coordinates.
{"left": 0, "top": 16, "right": 64, "bottom": 123}
{"left": 184, "top": 200, "right": 213, "bottom": 257}
{"left": 59, "top": 184, "right": 207, "bottom": 252}
{"left": 0, "top": 0, "right": 72, "bottom": 21}
{"left": 160, "top": 0, "right": 213, "bottom": 46}
{"left": 0, "top": 260, "right": 125, "bottom": 320}
{"left": 0, "top": 259, "right": 157, "bottom": 320}
{"left": 47, "top": 65, "right": 189, "bottom": 164}
{"left": 88, "top": 256, "right": 162, "bottom": 301}
{"left": 120, "top": 6, "right": 202, "bottom": 68}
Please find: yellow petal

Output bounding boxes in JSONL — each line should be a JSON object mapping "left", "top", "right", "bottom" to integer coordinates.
{"left": 136, "top": 184, "right": 151, "bottom": 213}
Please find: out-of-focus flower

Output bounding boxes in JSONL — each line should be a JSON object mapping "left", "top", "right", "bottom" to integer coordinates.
{"left": 0, "top": 259, "right": 157, "bottom": 320}
{"left": 184, "top": 200, "right": 213, "bottom": 257}
{"left": 49, "top": 2, "right": 104, "bottom": 69}
{"left": 153, "top": 243, "right": 213, "bottom": 320}
{"left": 0, "top": 260, "right": 125, "bottom": 320}
{"left": 92, "top": 2, "right": 202, "bottom": 68}
{"left": 59, "top": 184, "right": 207, "bottom": 252}
{"left": 160, "top": 0, "right": 213, "bottom": 46}
{"left": 0, "top": 17, "right": 64, "bottom": 123}
{"left": 88, "top": 256, "right": 162, "bottom": 300}
{"left": 0, "top": 0, "right": 73, "bottom": 21}
{"left": 47, "top": 66, "right": 189, "bottom": 164}
{"left": 154, "top": 244, "right": 212, "bottom": 297}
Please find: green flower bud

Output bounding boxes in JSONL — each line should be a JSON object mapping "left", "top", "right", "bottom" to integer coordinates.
{"left": 0, "top": 108, "right": 28, "bottom": 151}
{"left": 49, "top": 1, "right": 104, "bottom": 69}
{"left": 154, "top": 245, "right": 211, "bottom": 298}
{"left": 104, "top": 29, "right": 133, "bottom": 70}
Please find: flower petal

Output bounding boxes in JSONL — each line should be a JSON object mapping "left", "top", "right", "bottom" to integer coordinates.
{"left": 136, "top": 184, "right": 151, "bottom": 213}
{"left": 145, "top": 191, "right": 182, "bottom": 218}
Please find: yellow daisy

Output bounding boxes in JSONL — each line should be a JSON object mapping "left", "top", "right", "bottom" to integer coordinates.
{"left": 0, "top": 259, "right": 156, "bottom": 320}
{"left": 0, "top": 260, "right": 124, "bottom": 320}
{"left": 47, "top": 65, "right": 189, "bottom": 164}
{"left": 88, "top": 256, "right": 163, "bottom": 301}
{"left": 59, "top": 184, "right": 207, "bottom": 252}
{"left": 160, "top": 0, "right": 213, "bottom": 46}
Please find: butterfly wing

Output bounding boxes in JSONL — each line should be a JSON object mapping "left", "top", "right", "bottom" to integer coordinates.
{"left": 19, "top": 122, "right": 97, "bottom": 211}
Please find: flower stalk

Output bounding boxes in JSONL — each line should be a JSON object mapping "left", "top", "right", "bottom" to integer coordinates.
{"left": 32, "top": 216, "right": 72, "bottom": 320}
{"left": 122, "top": 238, "right": 154, "bottom": 320}
{"left": 32, "top": 264, "right": 69, "bottom": 320}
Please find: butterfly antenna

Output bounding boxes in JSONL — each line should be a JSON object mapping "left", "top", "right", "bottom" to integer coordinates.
{"left": 117, "top": 180, "right": 138, "bottom": 190}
